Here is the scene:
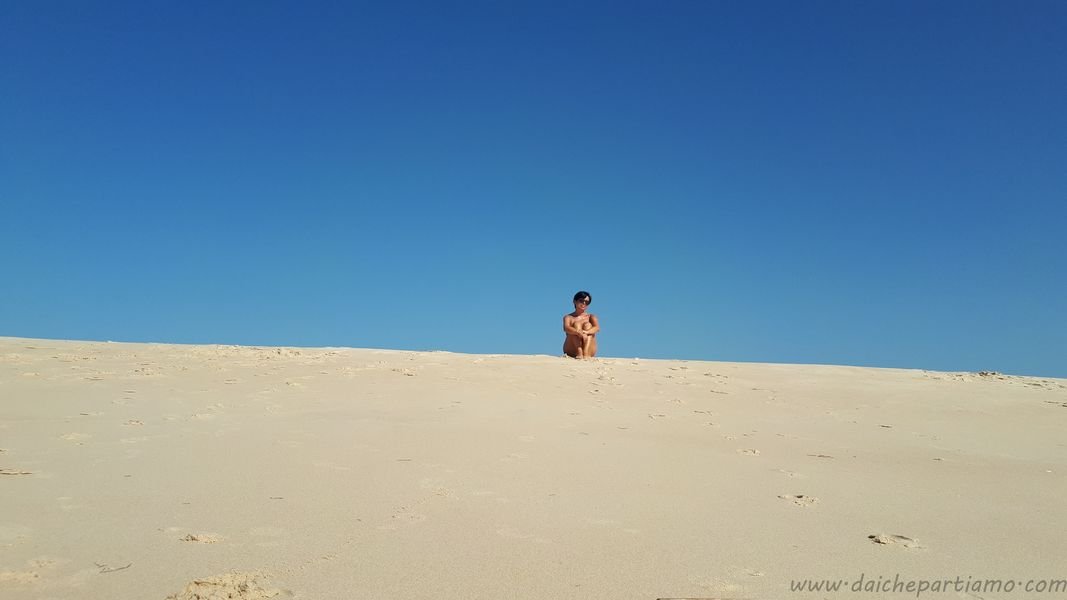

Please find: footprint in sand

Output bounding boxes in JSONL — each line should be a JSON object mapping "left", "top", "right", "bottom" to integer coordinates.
{"left": 869, "top": 533, "right": 924, "bottom": 549}
{"left": 0, "top": 557, "right": 59, "bottom": 583}
{"left": 378, "top": 507, "right": 427, "bottom": 529}
{"left": 704, "top": 565, "right": 766, "bottom": 586}
{"left": 779, "top": 494, "right": 818, "bottom": 507}
{"left": 419, "top": 478, "right": 457, "bottom": 498}
{"left": 181, "top": 533, "right": 222, "bottom": 543}
{"left": 0, "top": 570, "right": 39, "bottom": 583}
{"left": 688, "top": 575, "right": 746, "bottom": 595}
{"left": 738, "top": 448, "right": 760, "bottom": 456}
{"left": 379, "top": 481, "right": 454, "bottom": 529}
{"left": 60, "top": 433, "right": 90, "bottom": 444}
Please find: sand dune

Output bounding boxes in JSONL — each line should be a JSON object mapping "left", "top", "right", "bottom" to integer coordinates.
{"left": 1, "top": 336, "right": 1065, "bottom": 599}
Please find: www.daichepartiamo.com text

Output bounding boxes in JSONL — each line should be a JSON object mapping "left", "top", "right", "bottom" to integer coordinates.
{"left": 790, "top": 574, "right": 1066, "bottom": 596}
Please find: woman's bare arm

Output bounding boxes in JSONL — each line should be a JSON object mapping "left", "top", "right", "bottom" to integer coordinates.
{"left": 563, "top": 315, "right": 585, "bottom": 336}
{"left": 583, "top": 314, "right": 600, "bottom": 335}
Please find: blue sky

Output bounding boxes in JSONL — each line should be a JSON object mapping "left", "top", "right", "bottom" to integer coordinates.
{"left": 2, "top": 1, "right": 1064, "bottom": 377}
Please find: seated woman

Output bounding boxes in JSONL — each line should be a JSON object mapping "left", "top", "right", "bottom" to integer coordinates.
{"left": 562, "top": 290, "right": 599, "bottom": 359}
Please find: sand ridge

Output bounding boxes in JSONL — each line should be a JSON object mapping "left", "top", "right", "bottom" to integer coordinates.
{"left": 1, "top": 336, "right": 1065, "bottom": 598}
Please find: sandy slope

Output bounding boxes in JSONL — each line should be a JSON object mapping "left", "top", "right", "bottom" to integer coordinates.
{"left": 1, "top": 337, "right": 1065, "bottom": 599}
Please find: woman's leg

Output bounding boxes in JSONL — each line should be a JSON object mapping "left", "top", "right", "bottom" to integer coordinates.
{"left": 580, "top": 323, "right": 595, "bottom": 358}
{"left": 563, "top": 335, "right": 581, "bottom": 358}
{"left": 582, "top": 334, "right": 596, "bottom": 358}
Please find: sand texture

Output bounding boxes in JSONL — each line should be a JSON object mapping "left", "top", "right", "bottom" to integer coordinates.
{"left": 1, "top": 337, "right": 1065, "bottom": 599}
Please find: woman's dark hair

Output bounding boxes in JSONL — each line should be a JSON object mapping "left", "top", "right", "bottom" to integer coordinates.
{"left": 573, "top": 290, "right": 592, "bottom": 304}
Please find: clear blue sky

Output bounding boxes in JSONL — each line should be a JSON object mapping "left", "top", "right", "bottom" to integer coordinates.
{"left": 2, "top": 1, "right": 1064, "bottom": 377}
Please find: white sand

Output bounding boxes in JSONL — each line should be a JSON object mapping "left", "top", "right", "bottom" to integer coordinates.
{"left": 1, "top": 337, "right": 1065, "bottom": 599}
